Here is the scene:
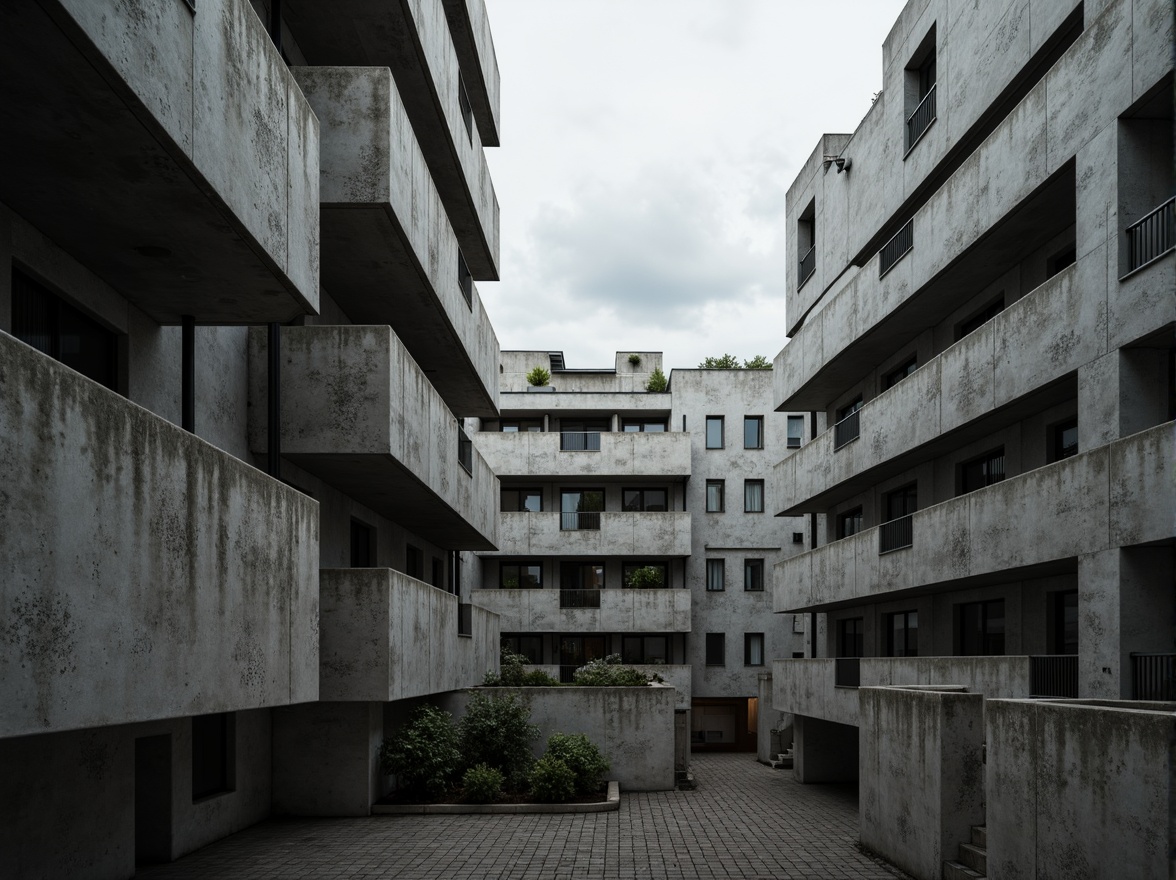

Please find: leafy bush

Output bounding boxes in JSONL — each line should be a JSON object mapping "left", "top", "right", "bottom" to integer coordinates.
{"left": 545, "top": 733, "right": 609, "bottom": 794}
{"left": 379, "top": 706, "right": 461, "bottom": 798}
{"left": 698, "top": 353, "right": 741, "bottom": 369}
{"left": 528, "top": 755, "right": 575, "bottom": 802}
{"left": 462, "top": 763, "right": 504, "bottom": 803}
{"left": 628, "top": 353, "right": 642, "bottom": 365}
{"left": 526, "top": 366, "right": 550, "bottom": 386}
{"left": 624, "top": 565, "right": 664, "bottom": 589}
{"left": 573, "top": 657, "right": 653, "bottom": 687}
{"left": 645, "top": 367, "right": 668, "bottom": 392}
{"left": 743, "top": 354, "right": 772, "bottom": 369}
{"left": 458, "top": 691, "right": 539, "bottom": 789}
{"left": 484, "top": 647, "right": 560, "bottom": 687}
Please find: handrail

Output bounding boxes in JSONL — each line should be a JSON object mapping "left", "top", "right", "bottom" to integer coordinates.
{"left": 879, "top": 514, "right": 913, "bottom": 553}
{"left": 798, "top": 244, "right": 816, "bottom": 287}
{"left": 1126, "top": 196, "right": 1174, "bottom": 273}
{"left": 833, "top": 408, "right": 861, "bottom": 450}
{"left": 905, "top": 83, "right": 937, "bottom": 153}
{"left": 879, "top": 218, "right": 914, "bottom": 277}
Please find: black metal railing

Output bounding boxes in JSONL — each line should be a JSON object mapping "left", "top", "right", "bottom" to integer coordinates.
{"left": 905, "top": 83, "right": 936, "bottom": 152}
{"left": 457, "top": 426, "right": 473, "bottom": 474}
{"left": 879, "top": 218, "right": 914, "bottom": 277}
{"left": 835, "top": 657, "right": 861, "bottom": 688}
{"left": 559, "top": 665, "right": 578, "bottom": 684}
{"left": 1132, "top": 653, "right": 1176, "bottom": 701}
{"left": 457, "top": 602, "right": 472, "bottom": 636}
{"left": 879, "top": 514, "right": 914, "bottom": 553}
{"left": 833, "top": 409, "right": 861, "bottom": 450}
{"left": 559, "top": 589, "right": 601, "bottom": 609}
{"left": 1030, "top": 655, "right": 1078, "bottom": 698}
{"left": 560, "top": 431, "right": 601, "bottom": 451}
{"left": 560, "top": 511, "right": 601, "bottom": 531}
{"left": 798, "top": 244, "right": 816, "bottom": 287}
{"left": 1127, "top": 196, "right": 1175, "bottom": 273}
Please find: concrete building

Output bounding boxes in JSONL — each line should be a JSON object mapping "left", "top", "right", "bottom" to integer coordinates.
{"left": 0, "top": 1, "right": 503, "bottom": 876}
{"left": 769, "top": 0, "right": 1174, "bottom": 878}
{"left": 471, "top": 351, "right": 808, "bottom": 754}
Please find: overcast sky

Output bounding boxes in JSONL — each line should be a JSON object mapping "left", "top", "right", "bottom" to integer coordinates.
{"left": 480, "top": 0, "right": 908, "bottom": 371}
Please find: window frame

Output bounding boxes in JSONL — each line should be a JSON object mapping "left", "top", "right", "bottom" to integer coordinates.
{"left": 884, "top": 355, "right": 918, "bottom": 390}
{"left": 743, "top": 416, "right": 764, "bottom": 450}
{"left": 836, "top": 507, "right": 864, "bottom": 540}
{"left": 837, "top": 617, "right": 865, "bottom": 658}
{"left": 622, "top": 487, "right": 669, "bottom": 512}
{"left": 743, "top": 479, "right": 765, "bottom": 513}
{"left": 501, "top": 487, "right": 543, "bottom": 512}
{"left": 499, "top": 418, "right": 543, "bottom": 433}
{"left": 705, "top": 416, "right": 724, "bottom": 449}
{"left": 744, "top": 633, "right": 765, "bottom": 667}
{"left": 705, "top": 632, "right": 725, "bottom": 666}
{"left": 885, "top": 610, "right": 919, "bottom": 657}
{"left": 349, "top": 518, "right": 375, "bottom": 567}
{"left": 743, "top": 558, "right": 764, "bottom": 592}
{"left": 957, "top": 599, "right": 1006, "bottom": 656}
{"left": 786, "top": 415, "right": 804, "bottom": 448}
{"left": 705, "top": 480, "right": 725, "bottom": 513}
{"left": 1050, "top": 418, "right": 1078, "bottom": 463}
{"left": 957, "top": 447, "right": 1006, "bottom": 496}
{"left": 884, "top": 483, "right": 918, "bottom": 521}
{"left": 405, "top": 544, "right": 424, "bottom": 580}
{"left": 500, "top": 561, "right": 543, "bottom": 590}
{"left": 705, "top": 558, "right": 725, "bottom": 592}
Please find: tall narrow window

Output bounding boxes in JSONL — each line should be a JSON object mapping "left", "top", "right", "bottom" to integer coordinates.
{"left": 744, "top": 633, "right": 765, "bottom": 667}
{"left": 705, "top": 633, "right": 725, "bottom": 666}
{"left": 1050, "top": 419, "right": 1078, "bottom": 462}
{"left": 886, "top": 610, "right": 918, "bottom": 657}
{"left": 405, "top": 545, "right": 424, "bottom": 580}
{"left": 1050, "top": 590, "right": 1079, "bottom": 654}
{"left": 904, "top": 25, "right": 937, "bottom": 153}
{"left": 743, "top": 480, "right": 764, "bottom": 513}
{"left": 744, "top": 416, "right": 763, "bottom": 449}
{"left": 705, "top": 416, "right": 724, "bottom": 449}
{"left": 706, "top": 559, "right": 725, "bottom": 592}
{"left": 958, "top": 600, "right": 1005, "bottom": 656}
{"left": 350, "top": 519, "right": 374, "bottom": 567}
{"left": 837, "top": 618, "right": 864, "bottom": 658}
{"left": 192, "top": 713, "right": 234, "bottom": 801}
{"left": 797, "top": 198, "right": 816, "bottom": 287}
{"left": 837, "top": 507, "right": 864, "bottom": 539}
{"left": 786, "top": 415, "right": 804, "bottom": 448}
{"left": 705, "top": 480, "right": 725, "bottom": 513}
{"left": 744, "top": 559, "right": 764, "bottom": 592}
{"left": 457, "top": 251, "right": 473, "bottom": 308}
{"left": 431, "top": 558, "right": 444, "bottom": 589}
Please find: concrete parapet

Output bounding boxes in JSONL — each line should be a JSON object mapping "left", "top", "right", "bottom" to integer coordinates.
{"left": 489, "top": 511, "right": 692, "bottom": 558}
{"left": 473, "top": 588, "right": 692, "bottom": 634}
{"left": 474, "top": 430, "right": 692, "bottom": 479}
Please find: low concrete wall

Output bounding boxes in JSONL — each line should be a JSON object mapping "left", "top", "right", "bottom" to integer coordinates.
{"left": 986, "top": 698, "right": 1175, "bottom": 880}
{"left": 474, "top": 588, "right": 691, "bottom": 633}
{"left": 491, "top": 511, "right": 692, "bottom": 557}
{"left": 440, "top": 686, "right": 677, "bottom": 790}
{"left": 532, "top": 665, "right": 691, "bottom": 710}
{"left": 474, "top": 430, "right": 692, "bottom": 478}
{"left": 859, "top": 687, "right": 985, "bottom": 880}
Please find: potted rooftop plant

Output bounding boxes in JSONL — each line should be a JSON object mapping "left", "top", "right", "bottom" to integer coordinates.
{"left": 526, "top": 366, "right": 553, "bottom": 391}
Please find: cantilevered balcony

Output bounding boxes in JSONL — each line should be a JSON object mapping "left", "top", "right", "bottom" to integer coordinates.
{"left": 486, "top": 511, "right": 692, "bottom": 557}
{"left": 319, "top": 569, "right": 498, "bottom": 701}
{"left": 248, "top": 325, "right": 497, "bottom": 550}
{"left": 0, "top": 0, "right": 319, "bottom": 324}
{"left": 0, "top": 332, "right": 319, "bottom": 739}
{"left": 440, "top": 0, "right": 502, "bottom": 146}
{"left": 474, "top": 430, "right": 691, "bottom": 479}
{"left": 775, "top": 423, "right": 1174, "bottom": 612}
{"left": 472, "top": 588, "right": 691, "bottom": 634}
{"left": 292, "top": 67, "right": 499, "bottom": 417}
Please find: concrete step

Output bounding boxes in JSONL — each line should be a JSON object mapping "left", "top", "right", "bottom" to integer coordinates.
{"left": 971, "top": 825, "right": 986, "bottom": 847}
{"left": 959, "top": 842, "right": 987, "bottom": 875}
{"left": 942, "top": 860, "right": 984, "bottom": 880}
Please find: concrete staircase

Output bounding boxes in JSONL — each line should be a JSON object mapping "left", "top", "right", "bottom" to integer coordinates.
{"left": 767, "top": 746, "right": 794, "bottom": 770}
{"left": 943, "top": 825, "right": 987, "bottom": 879}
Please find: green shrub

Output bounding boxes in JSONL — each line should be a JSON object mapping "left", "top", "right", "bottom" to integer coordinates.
{"left": 628, "top": 353, "right": 642, "bottom": 365}
{"left": 573, "top": 657, "right": 652, "bottom": 687}
{"left": 484, "top": 647, "right": 560, "bottom": 687}
{"left": 644, "top": 367, "right": 668, "bottom": 392}
{"left": 379, "top": 705, "right": 461, "bottom": 798}
{"left": 458, "top": 691, "right": 539, "bottom": 789}
{"left": 545, "top": 733, "right": 609, "bottom": 794}
{"left": 528, "top": 755, "right": 575, "bottom": 802}
{"left": 462, "top": 763, "right": 504, "bottom": 803}
{"left": 522, "top": 668, "right": 561, "bottom": 686}
{"left": 526, "top": 366, "right": 550, "bottom": 386}
{"left": 624, "top": 565, "right": 664, "bottom": 589}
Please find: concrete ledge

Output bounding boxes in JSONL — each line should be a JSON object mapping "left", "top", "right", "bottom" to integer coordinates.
{"left": 371, "top": 781, "right": 620, "bottom": 815}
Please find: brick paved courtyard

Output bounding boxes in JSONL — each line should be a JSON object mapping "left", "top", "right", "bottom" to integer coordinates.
{"left": 139, "top": 754, "right": 909, "bottom": 879}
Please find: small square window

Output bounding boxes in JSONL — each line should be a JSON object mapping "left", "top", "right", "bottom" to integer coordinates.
{"left": 706, "top": 559, "right": 725, "bottom": 592}
{"left": 1051, "top": 419, "right": 1078, "bottom": 462}
{"left": 744, "top": 559, "right": 764, "bottom": 592}
{"left": 744, "top": 633, "right": 765, "bottom": 667}
{"left": 705, "top": 416, "right": 724, "bottom": 449}
{"left": 743, "top": 416, "right": 763, "bottom": 449}
{"left": 744, "top": 480, "right": 764, "bottom": 513}
{"left": 786, "top": 415, "right": 804, "bottom": 448}
{"left": 705, "top": 633, "right": 725, "bottom": 666}
{"left": 705, "top": 480, "right": 725, "bottom": 513}
{"left": 837, "top": 507, "right": 863, "bottom": 539}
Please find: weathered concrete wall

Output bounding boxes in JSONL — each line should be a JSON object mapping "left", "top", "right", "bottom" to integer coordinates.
{"left": 531, "top": 664, "right": 692, "bottom": 710}
{"left": 473, "top": 588, "right": 691, "bottom": 634}
{"left": 0, "top": 333, "right": 320, "bottom": 739}
{"left": 439, "top": 686, "right": 678, "bottom": 791}
{"left": 986, "top": 698, "right": 1175, "bottom": 880}
{"left": 499, "top": 390, "right": 673, "bottom": 414}
{"left": 440, "top": 0, "right": 501, "bottom": 145}
{"left": 499, "top": 351, "right": 665, "bottom": 393}
{"left": 859, "top": 687, "right": 985, "bottom": 880}
{"left": 489, "top": 511, "right": 691, "bottom": 557}
{"left": 474, "top": 429, "right": 692, "bottom": 479}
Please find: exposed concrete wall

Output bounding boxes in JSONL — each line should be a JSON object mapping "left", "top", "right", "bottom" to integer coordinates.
{"left": 474, "top": 430, "right": 692, "bottom": 479}
{"left": 986, "top": 698, "right": 1175, "bottom": 880}
{"left": 0, "top": 333, "right": 320, "bottom": 739}
{"left": 440, "top": 0, "right": 501, "bottom": 145}
{"left": 439, "top": 686, "right": 678, "bottom": 790}
{"left": 499, "top": 350, "right": 665, "bottom": 393}
{"left": 472, "top": 588, "right": 691, "bottom": 634}
{"left": 531, "top": 664, "right": 692, "bottom": 710}
{"left": 489, "top": 511, "right": 691, "bottom": 557}
{"left": 499, "top": 390, "right": 673, "bottom": 414}
{"left": 792, "top": 714, "right": 859, "bottom": 783}
{"left": 859, "top": 687, "right": 985, "bottom": 880}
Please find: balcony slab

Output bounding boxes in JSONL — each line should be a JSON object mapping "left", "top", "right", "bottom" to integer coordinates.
{"left": 472, "top": 589, "right": 692, "bottom": 634}
{"left": 475, "top": 431, "right": 691, "bottom": 480}
{"left": 485, "top": 511, "right": 692, "bottom": 557}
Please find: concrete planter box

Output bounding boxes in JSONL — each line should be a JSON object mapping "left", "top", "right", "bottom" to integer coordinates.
{"left": 371, "top": 781, "right": 620, "bottom": 814}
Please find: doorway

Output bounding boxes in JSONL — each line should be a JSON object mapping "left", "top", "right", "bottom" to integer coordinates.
{"left": 134, "top": 734, "right": 172, "bottom": 866}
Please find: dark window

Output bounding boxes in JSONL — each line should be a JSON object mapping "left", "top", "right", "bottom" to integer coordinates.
{"left": 431, "top": 558, "right": 444, "bottom": 589}
{"left": 838, "top": 618, "right": 864, "bottom": 658}
{"left": 958, "top": 447, "right": 1005, "bottom": 495}
{"left": 560, "top": 489, "right": 604, "bottom": 530}
{"left": 904, "top": 25, "right": 937, "bottom": 152}
{"left": 560, "top": 561, "right": 604, "bottom": 591}
{"left": 458, "top": 75, "right": 473, "bottom": 143}
{"left": 192, "top": 713, "right": 233, "bottom": 801}
{"left": 560, "top": 419, "right": 608, "bottom": 450}
{"left": 622, "top": 635, "right": 668, "bottom": 665}
{"left": 621, "top": 418, "right": 666, "bottom": 432}
{"left": 744, "top": 559, "right": 764, "bottom": 592}
{"left": 623, "top": 488, "right": 668, "bottom": 511}
{"left": 884, "top": 356, "right": 918, "bottom": 390}
{"left": 886, "top": 611, "right": 918, "bottom": 657}
{"left": 956, "top": 297, "right": 1005, "bottom": 341}
{"left": 705, "top": 416, "right": 724, "bottom": 449}
{"left": 837, "top": 396, "right": 863, "bottom": 422}
{"left": 500, "top": 562, "right": 542, "bottom": 589}
{"left": 350, "top": 519, "right": 374, "bottom": 567}
{"left": 744, "top": 633, "right": 765, "bottom": 666}
{"left": 837, "top": 507, "right": 864, "bottom": 539}
{"left": 705, "top": 480, "right": 725, "bottom": 513}
{"left": 458, "top": 251, "right": 473, "bottom": 308}
{"left": 744, "top": 416, "right": 763, "bottom": 449}
{"left": 1050, "top": 590, "right": 1079, "bottom": 655}
{"left": 502, "top": 634, "right": 543, "bottom": 664}
{"left": 706, "top": 559, "right": 724, "bottom": 591}
{"left": 406, "top": 545, "right": 424, "bottom": 580}
{"left": 501, "top": 488, "right": 542, "bottom": 512}
{"left": 743, "top": 480, "right": 764, "bottom": 513}
{"left": 1047, "top": 245, "right": 1076, "bottom": 278}
{"left": 885, "top": 484, "right": 917, "bottom": 521}
{"left": 500, "top": 419, "right": 543, "bottom": 433}
{"left": 623, "top": 562, "right": 667, "bottom": 589}
{"left": 1051, "top": 419, "right": 1078, "bottom": 462}
{"left": 705, "top": 633, "right": 725, "bottom": 666}
{"left": 786, "top": 415, "right": 804, "bottom": 448}
{"left": 12, "top": 268, "right": 118, "bottom": 390}
{"left": 958, "top": 600, "right": 1005, "bottom": 656}
{"left": 917, "top": 49, "right": 936, "bottom": 98}
{"left": 798, "top": 198, "right": 816, "bottom": 286}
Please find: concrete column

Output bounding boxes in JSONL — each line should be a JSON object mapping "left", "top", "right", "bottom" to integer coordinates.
{"left": 1078, "top": 348, "right": 1171, "bottom": 452}
{"left": 792, "top": 714, "right": 858, "bottom": 783}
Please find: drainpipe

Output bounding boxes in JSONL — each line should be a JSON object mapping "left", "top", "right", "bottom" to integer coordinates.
{"left": 181, "top": 315, "right": 195, "bottom": 433}
{"left": 267, "top": 323, "right": 281, "bottom": 479}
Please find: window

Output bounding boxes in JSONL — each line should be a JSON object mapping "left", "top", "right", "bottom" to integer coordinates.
{"left": 798, "top": 198, "right": 816, "bottom": 287}
{"left": 744, "top": 559, "right": 764, "bottom": 592}
{"left": 501, "top": 488, "right": 542, "bottom": 512}
{"left": 500, "top": 419, "right": 543, "bottom": 433}
{"left": 560, "top": 419, "right": 608, "bottom": 450}
{"left": 904, "top": 25, "right": 937, "bottom": 152}
{"left": 705, "top": 480, "right": 725, "bottom": 513}
{"left": 1050, "top": 590, "right": 1079, "bottom": 655}
{"left": 560, "top": 561, "right": 604, "bottom": 591}
{"left": 837, "top": 507, "right": 864, "bottom": 539}
{"left": 705, "top": 416, "right": 724, "bottom": 449}
{"left": 622, "top": 635, "right": 668, "bottom": 664}
{"left": 458, "top": 251, "right": 473, "bottom": 308}
{"left": 743, "top": 416, "right": 763, "bottom": 449}
{"left": 886, "top": 610, "right": 918, "bottom": 657}
{"left": 500, "top": 562, "right": 542, "bottom": 589}
{"left": 192, "top": 713, "right": 234, "bottom": 801}
{"left": 955, "top": 297, "right": 1004, "bottom": 341}
{"left": 834, "top": 396, "right": 863, "bottom": 449}
{"left": 502, "top": 634, "right": 543, "bottom": 664}
{"left": 836, "top": 396, "right": 863, "bottom": 423}
{"left": 744, "top": 633, "right": 765, "bottom": 667}
{"left": 1051, "top": 419, "right": 1078, "bottom": 462}
{"left": 743, "top": 480, "right": 764, "bottom": 513}
{"left": 623, "top": 488, "right": 668, "bottom": 511}
{"left": 405, "top": 545, "right": 424, "bottom": 580}
{"left": 705, "top": 633, "right": 725, "bottom": 666}
{"left": 885, "top": 484, "right": 917, "bottom": 521}
{"left": 430, "top": 557, "right": 443, "bottom": 588}
{"left": 350, "top": 519, "right": 374, "bottom": 567}
{"left": 837, "top": 618, "right": 864, "bottom": 658}
{"left": 623, "top": 562, "right": 667, "bottom": 589}
{"left": 13, "top": 268, "right": 118, "bottom": 391}
{"left": 786, "top": 415, "right": 804, "bottom": 448}
{"left": 458, "top": 75, "right": 473, "bottom": 143}
{"left": 706, "top": 559, "right": 725, "bottom": 592}
{"left": 958, "top": 600, "right": 1005, "bottom": 656}
{"left": 560, "top": 488, "right": 603, "bottom": 530}
{"left": 622, "top": 418, "right": 666, "bottom": 432}
{"left": 884, "top": 356, "right": 918, "bottom": 390}
{"left": 958, "top": 447, "right": 1005, "bottom": 495}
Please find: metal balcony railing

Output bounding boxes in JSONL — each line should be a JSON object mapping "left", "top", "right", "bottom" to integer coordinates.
{"left": 905, "top": 83, "right": 936, "bottom": 152}
{"left": 879, "top": 514, "right": 914, "bottom": 554}
{"left": 559, "top": 665, "right": 579, "bottom": 684}
{"left": 457, "top": 602, "right": 472, "bottom": 636}
{"left": 1127, "top": 196, "right": 1175, "bottom": 273}
{"left": 798, "top": 244, "right": 816, "bottom": 287}
{"left": 457, "top": 426, "right": 473, "bottom": 475}
{"left": 834, "top": 657, "right": 861, "bottom": 688}
{"left": 559, "top": 589, "right": 601, "bottom": 609}
{"left": 560, "top": 511, "right": 601, "bottom": 531}
{"left": 1030, "top": 655, "right": 1078, "bottom": 698}
{"left": 1132, "top": 653, "right": 1176, "bottom": 701}
{"left": 833, "top": 409, "right": 861, "bottom": 450}
{"left": 879, "top": 218, "right": 914, "bottom": 277}
{"left": 560, "top": 431, "right": 601, "bottom": 451}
